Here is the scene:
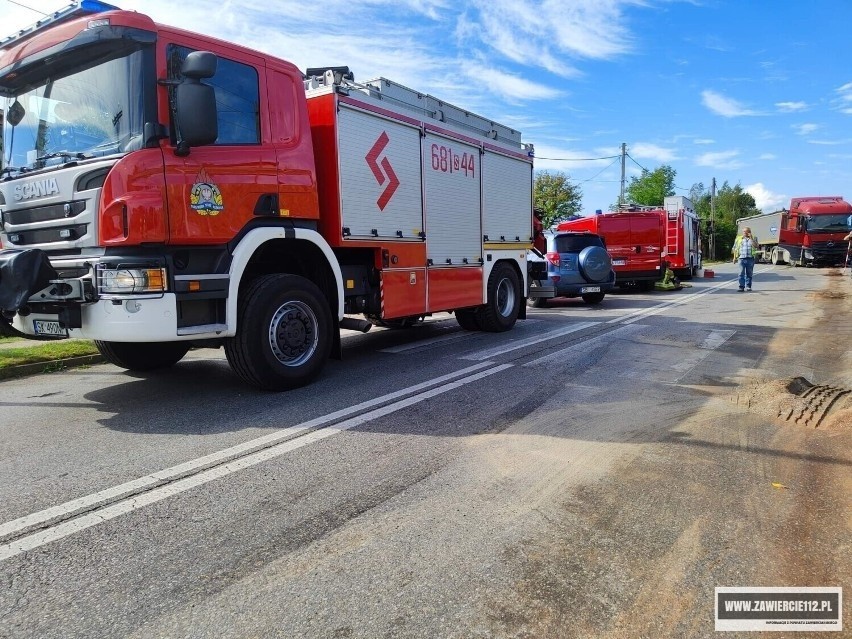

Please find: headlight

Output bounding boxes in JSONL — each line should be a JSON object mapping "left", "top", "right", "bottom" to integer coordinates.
{"left": 99, "top": 267, "right": 167, "bottom": 294}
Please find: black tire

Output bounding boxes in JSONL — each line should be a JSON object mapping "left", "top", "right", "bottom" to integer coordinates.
{"left": 95, "top": 340, "right": 189, "bottom": 371}
{"left": 478, "top": 263, "right": 520, "bottom": 332}
{"left": 526, "top": 296, "right": 547, "bottom": 308}
{"left": 225, "top": 274, "right": 332, "bottom": 391}
{"left": 577, "top": 246, "right": 612, "bottom": 282}
{"left": 581, "top": 292, "right": 606, "bottom": 305}
{"left": 455, "top": 308, "right": 482, "bottom": 331}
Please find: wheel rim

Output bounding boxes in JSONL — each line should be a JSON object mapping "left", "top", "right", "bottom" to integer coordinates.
{"left": 268, "top": 300, "right": 319, "bottom": 367}
{"left": 495, "top": 277, "right": 516, "bottom": 317}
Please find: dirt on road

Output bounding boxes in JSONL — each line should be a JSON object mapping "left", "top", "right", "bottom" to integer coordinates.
{"left": 488, "top": 271, "right": 851, "bottom": 639}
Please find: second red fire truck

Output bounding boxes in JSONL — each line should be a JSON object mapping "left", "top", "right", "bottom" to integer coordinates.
{"left": 556, "top": 196, "right": 700, "bottom": 288}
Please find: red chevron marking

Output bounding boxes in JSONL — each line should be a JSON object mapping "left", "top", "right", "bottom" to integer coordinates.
{"left": 378, "top": 156, "right": 400, "bottom": 210}
{"left": 365, "top": 132, "right": 389, "bottom": 185}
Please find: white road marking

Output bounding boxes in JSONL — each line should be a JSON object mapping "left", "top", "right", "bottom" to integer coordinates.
{"left": 700, "top": 330, "right": 737, "bottom": 350}
{"left": 460, "top": 322, "right": 599, "bottom": 361}
{"left": 0, "top": 363, "right": 513, "bottom": 562}
{"left": 608, "top": 275, "right": 747, "bottom": 325}
{"left": 522, "top": 324, "right": 645, "bottom": 367}
{"left": 0, "top": 361, "right": 498, "bottom": 543}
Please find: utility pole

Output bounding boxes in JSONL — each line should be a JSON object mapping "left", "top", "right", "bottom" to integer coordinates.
{"left": 619, "top": 142, "right": 627, "bottom": 207}
{"left": 710, "top": 177, "right": 716, "bottom": 260}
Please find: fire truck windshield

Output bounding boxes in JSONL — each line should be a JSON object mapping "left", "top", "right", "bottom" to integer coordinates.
{"left": 2, "top": 49, "right": 147, "bottom": 176}
{"left": 805, "top": 214, "right": 852, "bottom": 233}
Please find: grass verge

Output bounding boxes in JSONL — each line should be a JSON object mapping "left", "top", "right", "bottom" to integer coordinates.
{"left": 0, "top": 341, "right": 100, "bottom": 369}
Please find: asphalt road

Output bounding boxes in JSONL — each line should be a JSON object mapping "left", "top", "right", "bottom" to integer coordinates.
{"left": 0, "top": 263, "right": 849, "bottom": 638}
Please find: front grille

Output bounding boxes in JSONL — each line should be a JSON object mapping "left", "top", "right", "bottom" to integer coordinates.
{"left": 4, "top": 200, "right": 86, "bottom": 225}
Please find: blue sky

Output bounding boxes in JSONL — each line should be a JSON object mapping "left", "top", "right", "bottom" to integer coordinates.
{"left": 4, "top": 0, "right": 851, "bottom": 213}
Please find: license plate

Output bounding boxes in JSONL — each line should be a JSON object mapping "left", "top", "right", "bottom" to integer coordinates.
{"left": 33, "top": 320, "right": 68, "bottom": 337}
{"left": 612, "top": 259, "right": 626, "bottom": 266}
{"left": 580, "top": 286, "right": 600, "bottom": 293}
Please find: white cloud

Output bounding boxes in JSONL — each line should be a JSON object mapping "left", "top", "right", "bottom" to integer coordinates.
{"left": 793, "top": 123, "right": 819, "bottom": 136}
{"left": 744, "top": 183, "right": 786, "bottom": 212}
{"left": 468, "top": 0, "right": 644, "bottom": 77}
{"left": 776, "top": 101, "right": 807, "bottom": 113}
{"left": 693, "top": 138, "right": 715, "bottom": 145}
{"left": 695, "top": 150, "right": 744, "bottom": 170}
{"left": 464, "top": 65, "right": 562, "bottom": 102}
{"left": 629, "top": 143, "right": 678, "bottom": 163}
{"left": 835, "top": 82, "right": 852, "bottom": 114}
{"left": 807, "top": 139, "right": 852, "bottom": 146}
{"left": 701, "top": 90, "right": 761, "bottom": 117}
{"left": 759, "top": 153, "right": 777, "bottom": 160}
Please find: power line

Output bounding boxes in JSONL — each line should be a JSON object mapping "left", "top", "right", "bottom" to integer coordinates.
{"left": 577, "top": 157, "right": 621, "bottom": 184}
{"left": 5, "top": 0, "right": 48, "bottom": 15}
{"left": 625, "top": 153, "right": 649, "bottom": 173}
{"left": 535, "top": 154, "right": 621, "bottom": 162}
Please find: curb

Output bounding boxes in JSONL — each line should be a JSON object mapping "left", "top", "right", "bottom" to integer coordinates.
{"left": 0, "top": 354, "right": 106, "bottom": 381}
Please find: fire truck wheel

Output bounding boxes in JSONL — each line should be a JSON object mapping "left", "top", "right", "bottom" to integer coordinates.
{"left": 94, "top": 341, "right": 190, "bottom": 371}
{"left": 581, "top": 292, "right": 605, "bottom": 305}
{"left": 479, "top": 263, "right": 521, "bottom": 332}
{"left": 225, "top": 274, "right": 332, "bottom": 391}
{"left": 455, "top": 308, "right": 482, "bottom": 330}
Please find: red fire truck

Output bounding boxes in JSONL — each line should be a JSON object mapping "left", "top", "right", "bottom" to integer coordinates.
{"left": 555, "top": 211, "right": 663, "bottom": 290}
{"left": 661, "top": 196, "right": 701, "bottom": 278}
{"left": 0, "top": 1, "right": 534, "bottom": 390}
{"left": 555, "top": 196, "right": 700, "bottom": 288}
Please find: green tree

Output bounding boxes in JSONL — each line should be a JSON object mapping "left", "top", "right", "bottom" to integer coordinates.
{"left": 534, "top": 171, "right": 582, "bottom": 227}
{"left": 624, "top": 165, "right": 676, "bottom": 207}
{"left": 715, "top": 182, "right": 760, "bottom": 224}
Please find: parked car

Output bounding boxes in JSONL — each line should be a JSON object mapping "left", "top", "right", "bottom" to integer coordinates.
{"left": 527, "top": 231, "right": 616, "bottom": 307}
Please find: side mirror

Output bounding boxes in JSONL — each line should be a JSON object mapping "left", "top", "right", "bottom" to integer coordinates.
{"left": 175, "top": 51, "right": 218, "bottom": 152}
{"left": 182, "top": 51, "right": 217, "bottom": 80}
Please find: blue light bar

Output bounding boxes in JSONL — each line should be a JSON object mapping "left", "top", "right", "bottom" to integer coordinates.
{"left": 0, "top": 1, "right": 120, "bottom": 51}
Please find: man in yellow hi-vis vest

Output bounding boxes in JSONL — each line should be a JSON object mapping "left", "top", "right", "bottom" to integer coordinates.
{"left": 732, "top": 227, "right": 760, "bottom": 291}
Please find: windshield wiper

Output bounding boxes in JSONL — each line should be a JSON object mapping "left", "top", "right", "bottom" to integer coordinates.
{"left": 1, "top": 165, "right": 29, "bottom": 179}
{"left": 36, "top": 151, "right": 92, "bottom": 163}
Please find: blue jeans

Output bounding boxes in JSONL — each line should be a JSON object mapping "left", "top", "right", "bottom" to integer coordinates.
{"left": 738, "top": 257, "right": 755, "bottom": 289}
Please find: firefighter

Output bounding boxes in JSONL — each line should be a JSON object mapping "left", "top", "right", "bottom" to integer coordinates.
{"left": 732, "top": 227, "right": 759, "bottom": 291}
{"left": 655, "top": 260, "right": 682, "bottom": 291}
